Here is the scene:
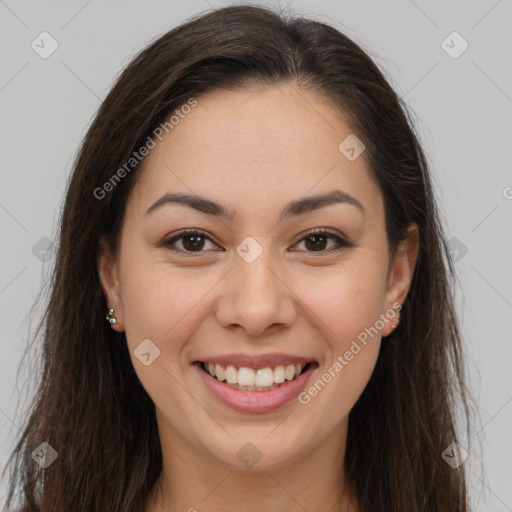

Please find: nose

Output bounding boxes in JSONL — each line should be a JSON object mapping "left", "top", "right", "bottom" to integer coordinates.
{"left": 214, "top": 246, "right": 298, "bottom": 338}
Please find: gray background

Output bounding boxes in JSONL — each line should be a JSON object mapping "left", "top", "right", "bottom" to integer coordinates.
{"left": 1, "top": 0, "right": 511, "bottom": 510}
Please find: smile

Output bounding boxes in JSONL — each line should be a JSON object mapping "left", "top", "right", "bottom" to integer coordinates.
{"left": 193, "top": 356, "right": 319, "bottom": 413}
{"left": 201, "top": 361, "right": 311, "bottom": 391}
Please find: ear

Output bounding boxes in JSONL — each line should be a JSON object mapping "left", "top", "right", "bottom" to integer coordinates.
{"left": 98, "top": 236, "right": 124, "bottom": 332}
{"left": 381, "top": 223, "right": 419, "bottom": 337}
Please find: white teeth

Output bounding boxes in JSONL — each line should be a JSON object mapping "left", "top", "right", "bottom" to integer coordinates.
{"left": 285, "top": 364, "right": 296, "bottom": 381}
{"left": 203, "top": 362, "right": 307, "bottom": 388}
{"left": 255, "top": 368, "right": 274, "bottom": 388}
{"left": 274, "top": 365, "right": 285, "bottom": 383}
{"left": 215, "top": 364, "right": 225, "bottom": 382}
{"left": 238, "top": 367, "right": 255, "bottom": 387}
{"left": 225, "top": 365, "right": 238, "bottom": 384}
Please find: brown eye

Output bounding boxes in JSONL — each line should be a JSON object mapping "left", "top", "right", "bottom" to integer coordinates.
{"left": 303, "top": 233, "right": 329, "bottom": 251}
{"left": 163, "top": 230, "right": 219, "bottom": 254}
{"left": 294, "top": 230, "right": 352, "bottom": 253}
{"left": 181, "top": 233, "right": 206, "bottom": 251}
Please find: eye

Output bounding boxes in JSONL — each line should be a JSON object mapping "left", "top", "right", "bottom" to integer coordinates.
{"left": 293, "top": 229, "right": 353, "bottom": 253}
{"left": 162, "top": 228, "right": 352, "bottom": 256}
{"left": 162, "top": 230, "right": 220, "bottom": 254}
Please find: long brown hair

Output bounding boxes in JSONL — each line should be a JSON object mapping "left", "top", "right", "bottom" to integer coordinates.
{"left": 3, "top": 4, "right": 474, "bottom": 511}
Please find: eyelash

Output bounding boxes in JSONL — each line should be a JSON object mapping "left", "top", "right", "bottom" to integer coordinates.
{"left": 162, "top": 228, "right": 353, "bottom": 256}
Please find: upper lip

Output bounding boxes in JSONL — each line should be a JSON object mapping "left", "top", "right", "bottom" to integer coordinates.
{"left": 195, "top": 353, "right": 316, "bottom": 370}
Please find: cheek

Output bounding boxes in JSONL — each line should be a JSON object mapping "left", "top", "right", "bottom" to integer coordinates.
{"left": 118, "top": 250, "right": 223, "bottom": 370}
{"left": 119, "top": 270, "right": 173, "bottom": 343}
{"left": 286, "top": 278, "right": 384, "bottom": 446}
{"left": 117, "top": 257, "right": 211, "bottom": 414}
{"left": 119, "top": 248, "right": 194, "bottom": 337}
{"left": 296, "top": 260, "right": 386, "bottom": 403}
{"left": 303, "top": 260, "right": 387, "bottom": 346}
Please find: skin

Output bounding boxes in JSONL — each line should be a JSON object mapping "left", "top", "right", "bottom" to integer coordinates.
{"left": 99, "top": 83, "right": 419, "bottom": 512}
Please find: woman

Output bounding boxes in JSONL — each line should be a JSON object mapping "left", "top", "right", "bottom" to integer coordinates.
{"left": 3, "top": 5, "right": 473, "bottom": 511}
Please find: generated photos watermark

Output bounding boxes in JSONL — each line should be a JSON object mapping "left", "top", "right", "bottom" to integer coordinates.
{"left": 93, "top": 97, "right": 198, "bottom": 200}
{"left": 298, "top": 302, "right": 401, "bottom": 405}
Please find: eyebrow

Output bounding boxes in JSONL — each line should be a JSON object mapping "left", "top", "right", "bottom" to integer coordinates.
{"left": 145, "top": 189, "right": 365, "bottom": 220}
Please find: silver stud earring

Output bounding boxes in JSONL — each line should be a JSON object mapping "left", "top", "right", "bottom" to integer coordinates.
{"left": 106, "top": 308, "right": 117, "bottom": 325}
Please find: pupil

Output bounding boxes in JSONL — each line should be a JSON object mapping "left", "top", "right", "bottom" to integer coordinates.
{"left": 184, "top": 235, "right": 204, "bottom": 251}
{"left": 306, "top": 234, "right": 327, "bottom": 251}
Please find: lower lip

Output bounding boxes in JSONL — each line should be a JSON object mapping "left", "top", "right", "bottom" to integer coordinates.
{"left": 194, "top": 362, "right": 317, "bottom": 413}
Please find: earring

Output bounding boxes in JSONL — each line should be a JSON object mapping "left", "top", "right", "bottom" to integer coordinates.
{"left": 391, "top": 305, "right": 401, "bottom": 329}
{"left": 105, "top": 308, "right": 117, "bottom": 325}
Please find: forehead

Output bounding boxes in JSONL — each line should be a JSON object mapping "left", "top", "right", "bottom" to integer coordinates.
{"left": 126, "top": 83, "right": 383, "bottom": 221}
{"left": 157, "top": 84, "right": 351, "bottom": 164}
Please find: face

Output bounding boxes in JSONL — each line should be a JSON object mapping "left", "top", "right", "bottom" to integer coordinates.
{"left": 99, "top": 83, "right": 418, "bottom": 472}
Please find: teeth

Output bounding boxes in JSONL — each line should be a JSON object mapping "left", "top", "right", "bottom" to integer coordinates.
{"left": 203, "top": 362, "right": 306, "bottom": 388}
{"left": 215, "top": 364, "right": 225, "bottom": 382}
{"left": 225, "top": 365, "right": 238, "bottom": 384}
{"left": 255, "top": 368, "right": 274, "bottom": 388}
{"left": 285, "top": 364, "right": 296, "bottom": 380}
{"left": 274, "top": 365, "right": 285, "bottom": 383}
{"left": 238, "top": 367, "right": 255, "bottom": 387}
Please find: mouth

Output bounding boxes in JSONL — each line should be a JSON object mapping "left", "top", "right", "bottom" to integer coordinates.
{"left": 192, "top": 357, "right": 319, "bottom": 413}
{"left": 198, "top": 361, "right": 314, "bottom": 392}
